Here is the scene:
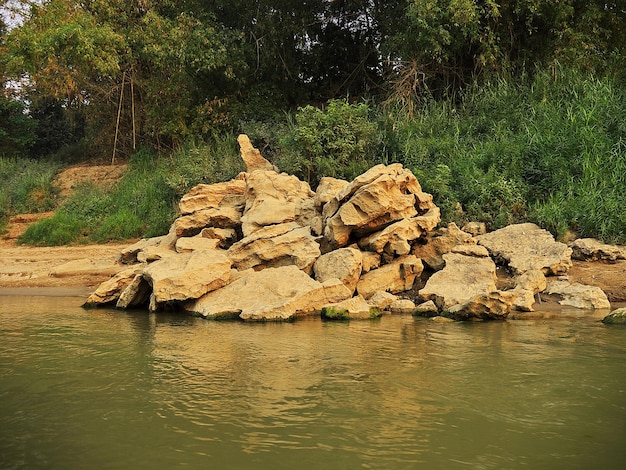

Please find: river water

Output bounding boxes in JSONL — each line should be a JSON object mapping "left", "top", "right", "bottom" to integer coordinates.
{"left": 1, "top": 293, "right": 625, "bottom": 470}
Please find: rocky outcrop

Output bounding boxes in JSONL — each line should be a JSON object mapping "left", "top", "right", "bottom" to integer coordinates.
{"left": 476, "top": 223, "right": 572, "bottom": 275}
{"left": 313, "top": 247, "right": 363, "bottom": 294}
{"left": 356, "top": 255, "right": 423, "bottom": 299}
{"left": 446, "top": 290, "right": 517, "bottom": 321}
{"left": 412, "top": 222, "right": 475, "bottom": 270}
{"left": 321, "top": 295, "right": 382, "bottom": 320}
{"left": 84, "top": 134, "right": 616, "bottom": 322}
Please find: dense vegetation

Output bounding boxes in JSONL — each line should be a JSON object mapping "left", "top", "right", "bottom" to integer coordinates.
{"left": 1, "top": 1, "right": 625, "bottom": 244}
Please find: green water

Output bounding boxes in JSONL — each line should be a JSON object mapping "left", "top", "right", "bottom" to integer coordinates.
{"left": 1, "top": 294, "right": 625, "bottom": 469}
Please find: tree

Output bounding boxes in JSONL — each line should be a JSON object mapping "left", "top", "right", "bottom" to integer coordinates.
{"left": 387, "top": 0, "right": 626, "bottom": 98}
{"left": 5, "top": 0, "right": 245, "bottom": 156}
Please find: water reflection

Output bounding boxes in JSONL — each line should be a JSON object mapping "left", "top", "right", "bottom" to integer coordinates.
{"left": 1, "top": 295, "right": 625, "bottom": 469}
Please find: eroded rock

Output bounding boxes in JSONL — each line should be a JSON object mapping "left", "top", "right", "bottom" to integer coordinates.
{"left": 227, "top": 222, "right": 321, "bottom": 274}
{"left": 187, "top": 265, "right": 351, "bottom": 321}
{"left": 419, "top": 253, "right": 497, "bottom": 310}
{"left": 476, "top": 223, "right": 572, "bottom": 275}
{"left": 545, "top": 279, "right": 611, "bottom": 310}
{"left": 356, "top": 255, "right": 423, "bottom": 299}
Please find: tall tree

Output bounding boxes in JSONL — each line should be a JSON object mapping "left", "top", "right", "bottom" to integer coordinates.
{"left": 387, "top": 0, "right": 626, "bottom": 98}
{"left": 5, "top": 0, "right": 245, "bottom": 156}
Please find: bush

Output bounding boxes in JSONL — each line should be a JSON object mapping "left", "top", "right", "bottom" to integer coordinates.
{"left": 278, "top": 99, "right": 381, "bottom": 186}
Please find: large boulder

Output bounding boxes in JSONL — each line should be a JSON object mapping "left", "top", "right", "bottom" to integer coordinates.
{"left": 186, "top": 265, "right": 351, "bottom": 321}
{"left": 323, "top": 164, "right": 437, "bottom": 248}
{"left": 143, "top": 249, "right": 232, "bottom": 309}
{"left": 314, "top": 177, "right": 349, "bottom": 208}
{"left": 412, "top": 222, "right": 476, "bottom": 270}
{"left": 476, "top": 223, "right": 572, "bottom": 275}
{"left": 419, "top": 252, "right": 497, "bottom": 310}
{"left": 178, "top": 179, "right": 246, "bottom": 216}
{"left": 227, "top": 222, "right": 321, "bottom": 274}
{"left": 119, "top": 228, "right": 178, "bottom": 264}
{"left": 313, "top": 247, "right": 363, "bottom": 294}
{"left": 174, "top": 206, "right": 243, "bottom": 238}
{"left": 240, "top": 170, "right": 320, "bottom": 236}
{"left": 545, "top": 279, "right": 611, "bottom": 310}
{"left": 356, "top": 255, "right": 423, "bottom": 299}
{"left": 116, "top": 274, "right": 151, "bottom": 309}
{"left": 358, "top": 209, "right": 441, "bottom": 256}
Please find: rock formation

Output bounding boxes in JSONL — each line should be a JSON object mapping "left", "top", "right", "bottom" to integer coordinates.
{"left": 84, "top": 134, "right": 617, "bottom": 321}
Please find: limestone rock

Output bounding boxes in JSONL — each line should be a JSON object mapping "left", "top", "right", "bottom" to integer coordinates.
{"left": 545, "top": 279, "right": 611, "bottom": 310}
{"left": 512, "top": 269, "right": 547, "bottom": 312}
{"left": 83, "top": 265, "right": 145, "bottom": 307}
{"left": 240, "top": 170, "right": 318, "bottom": 236}
{"left": 389, "top": 298, "right": 417, "bottom": 314}
{"left": 314, "top": 177, "right": 349, "bottom": 208}
{"left": 461, "top": 221, "right": 487, "bottom": 236}
{"left": 175, "top": 235, "right": 221, "bottom": 253}
{"left": 602, "top": 308, "right": 626, "bottom": 324}
{"left": 571, "top": 238, "right": 626, "bottom": 262}
{"left": 419, "top": 253, "right": 497, "bottom": 310}
{"left": 237, "top": 134, "right": 274, "bottom": 172}
{"left": 178, "top": 179, "right": 246, "bottom": 215}
{"left": 414, "top": 300, "right": 439, "bottom": 316}
{"left": 136, "top": 245, "right": 177, "bottom": 264}
{"left": 476, "top": 223, "right": 572, "bottom": 275}
{"left": 313, "top": 247, "right": 362, "bottom": 294}
{"left": 412, "top": 223, "right": 476, "bottom": 270}
{"left": 227, "top": 222, "right": 321, "bottom": 274}
{"left": 323, "top": 164, "right": 436, "bottom": 248}
{"left": 321, "top": 295, "right": 382, "bottom": 320}
{"left": 187, "top": 265, "right": 351, "bottom": 321}
{"left": 358, "top": 209, "right": 441, "bottom": 256}
{"left": 143, "top": 250, "right": 231, "bottom": 308}
{"left": 200, "top": 227, "right": 238, "bottom": 249}
{"left": 174, "top": 206, "right": 242, "bottom": 237}
{"left": 367, "top": 291, "right": 399, "bottom": 311}
{"left": 447, "top": 290, "right": 516, "bottom": 321}
{"left": 120, "top": 229, "right": 178, "bottom": 264}
{"left": 356, "top": 255, "right": 423, "bottom": 299}
{"left": 116, "top": 274, "right": 151, "bottom": 309}
{"left": 361, "top": 250, "right": 381, "bottom": 273}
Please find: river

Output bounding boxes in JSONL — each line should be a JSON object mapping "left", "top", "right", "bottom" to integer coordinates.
{"left": 1, "top": 293, "right": 625, "bottom": 469}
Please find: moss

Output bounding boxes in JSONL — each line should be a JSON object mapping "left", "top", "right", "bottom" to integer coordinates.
{"left": 321, "top": 307, "right": 350, "bottom": 320}
{"left": 602, "top": 311, "right": 626, "bottom": 325}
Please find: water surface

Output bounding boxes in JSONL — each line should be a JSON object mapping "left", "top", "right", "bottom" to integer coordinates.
{"left": 1, "top": 294, "right": 625, "bottom": 469}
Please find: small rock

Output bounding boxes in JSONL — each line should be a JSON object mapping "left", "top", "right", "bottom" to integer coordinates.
{"left": 545, "top": 279, "right": 611, "bottom": 310}
{"left": 321, "top": 295, "right": 382, "bottom": 320}
{"left": 602, "top": 308, "right": 626, "bottom": 324}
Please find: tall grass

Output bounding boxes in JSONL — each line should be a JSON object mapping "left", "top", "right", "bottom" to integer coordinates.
{"left": 388, "top": 68, "right": 626, "bottom": 242}
{"left": 19, "top": 136, "right": 245, "bottom": 246}
{"left": 0, "top": 157, "right": 61, "bottom": 232}
{"left": 13, "top": 69, "right": 626, "bottom": 245}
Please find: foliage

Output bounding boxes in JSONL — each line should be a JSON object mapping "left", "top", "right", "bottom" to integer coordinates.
{"left": 0, "top": 156, "right": 60, "bottom": 231}
{"left": 388, "top": 67, "right": 626, "bottom": 242}
{"left": 0, "top": 97, "right": 36, "bottom": 157}
{"left": 278, "top": 99, "right": 380, "bottom": 186}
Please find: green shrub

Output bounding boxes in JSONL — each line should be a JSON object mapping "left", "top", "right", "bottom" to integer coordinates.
{"left": 278, "top": 99, "right": 380, "bottom": 186}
